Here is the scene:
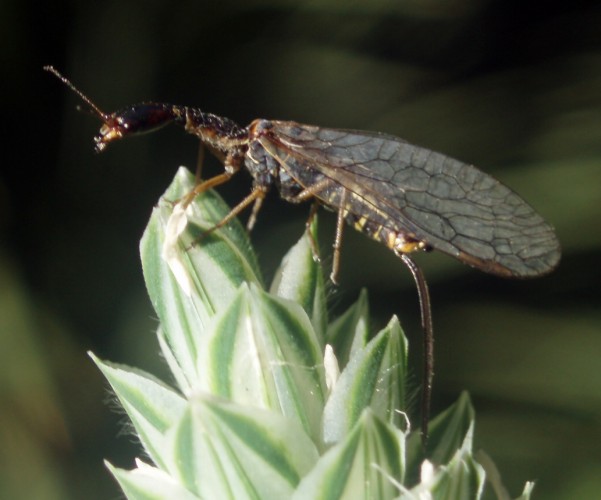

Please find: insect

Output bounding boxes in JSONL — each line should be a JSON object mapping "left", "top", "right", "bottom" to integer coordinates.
{"left": 45, "top": 65, "right": 561, "bottom": 446}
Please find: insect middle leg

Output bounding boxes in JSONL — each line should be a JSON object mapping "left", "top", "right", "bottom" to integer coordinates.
{"left": 182, "top": 152, "right": 267, "bottom": 244}
{"left": 246, "top": 193, "right": 265, "bottom": 231}
{"left": 188, "top": 187, "right": 268, "bottom": 249}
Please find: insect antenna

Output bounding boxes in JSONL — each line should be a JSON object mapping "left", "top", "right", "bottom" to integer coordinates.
{"left": 44, "top": 65, "right": 110, "bottom": 123}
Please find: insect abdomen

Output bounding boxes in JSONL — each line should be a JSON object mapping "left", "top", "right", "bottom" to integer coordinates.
{"left": 345, "top": 211, "right": 429, "bottom": 254}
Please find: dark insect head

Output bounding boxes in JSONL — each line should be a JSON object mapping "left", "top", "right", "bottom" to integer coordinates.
{"left": 93, "top": 103, "right": 175, "bottom": 153}
{"left": 44, "top": 66, "right": 174, "bottom": 153}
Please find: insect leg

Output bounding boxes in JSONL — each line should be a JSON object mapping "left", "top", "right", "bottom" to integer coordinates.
{"left": 180, "top": 171, "right": 234, "bottom": 209}
{"left": 246, "top": 194, "right": 265, "bottom": 231}
{"left": 209, "top": 188, "right": 268, "bottom": 232}
{"left": 399, "top": 253, "right": 433, "bottom": 449}
{"left": 330, "top": 189, "right": 349, "bottom": 285}
{"left": 289, "top": 177, "right": 333, "bottom": 202}
{"left": 181, "top": 151, "right": 244, "bottom": 208}
{"left": 285, "top": 178, "right": 336, "bottom": 264}
{"left": 304, "top": 201, "right": 322, "bottom": 263}
{"left": 188, "top": 187, "right": 269, "bottom": 250}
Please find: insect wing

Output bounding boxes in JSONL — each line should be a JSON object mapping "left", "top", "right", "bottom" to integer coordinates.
{"left": 258, "top": 121, "right": 560, "bottom": 278}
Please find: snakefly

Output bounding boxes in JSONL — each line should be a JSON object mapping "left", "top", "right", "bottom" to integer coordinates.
{"left": 45, "top": 66, "right": 561, "bottom": 446}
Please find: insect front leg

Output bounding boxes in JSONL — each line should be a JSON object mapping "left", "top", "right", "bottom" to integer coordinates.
{"left": 181, "top": 151, "right": 243, "bottom": 209}
{"left": 182, "top": 151, "right": 253, "bottom": 250}
{"left": 180, "top": 171, "right": 234, "bottom": 209}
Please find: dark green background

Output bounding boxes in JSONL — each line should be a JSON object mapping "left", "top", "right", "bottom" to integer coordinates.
{"left": 3, "top": 1, "right": 600, "bottom": 498}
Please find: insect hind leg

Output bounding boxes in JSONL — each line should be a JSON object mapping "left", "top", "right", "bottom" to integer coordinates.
{"left": 329, "top": 189, "right": 349, "bottom": 285}
{"left": 303, "top": 201, "right": 322, "bottom": 264}
{"left": 285, "top": 178, "right": 342, "bottom": 280}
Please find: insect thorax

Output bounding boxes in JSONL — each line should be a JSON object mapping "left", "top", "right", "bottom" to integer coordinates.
{"left": 245, "top": 123, "right": 305, "bottom": 199}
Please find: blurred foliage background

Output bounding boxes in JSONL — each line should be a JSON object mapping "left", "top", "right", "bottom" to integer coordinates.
{"left": 2, "top": 0, "right": 600, "bottom": 498}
